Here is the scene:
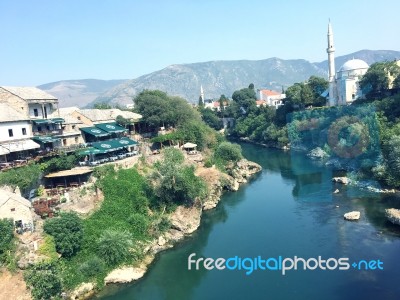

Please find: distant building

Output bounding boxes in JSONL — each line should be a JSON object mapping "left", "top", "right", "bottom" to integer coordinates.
{"left": 0, "top": 104, "right": 40, "bottom": 161}
{"left": 326, "top": 22, "right": 369, "bottom": 105}
{"left": 0, "top": 187, "right": 34, "bottom": 228}
{"left": 257, "top": 89, "right": 285, "bottom": 109}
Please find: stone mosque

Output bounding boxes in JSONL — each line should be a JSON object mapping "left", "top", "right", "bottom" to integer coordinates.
{"left": 326, "top": 22, "right": 369, "bottom": 106}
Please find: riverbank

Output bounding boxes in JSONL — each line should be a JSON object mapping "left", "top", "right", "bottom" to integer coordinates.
{"left": 69, "top": 157, "right": 261, "bottom": 299}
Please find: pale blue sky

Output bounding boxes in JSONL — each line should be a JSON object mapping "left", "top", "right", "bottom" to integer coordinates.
{"left": 1, "top": 0, "right": 399, "bottom": 86}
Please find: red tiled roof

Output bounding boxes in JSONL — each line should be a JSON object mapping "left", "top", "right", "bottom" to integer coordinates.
{"left": 260, "top": 89, "right": 280, "bottom": 96}
{"left": 213, "top": 101, "right": 228, "bottom": 107}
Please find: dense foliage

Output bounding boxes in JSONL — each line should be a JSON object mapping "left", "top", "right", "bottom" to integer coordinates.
{"left": 0, "top": 163, "right": 41, "bottom": 196}
{"left": 97, "top": 230, "right": 132, "bottom": 265}
{"left": 40, "top": 153, "right": 79, "bottom": 174}
{"left": 150, "top": 148, "right": 207, "bottom": 206}
{"left": 134, "top": 90, "right": 201, "bottom": 130}
{"left": 24, "top": 262, "right": 62, "bottom": 300}
{"left": 0, "top": 219, "right": 14, "bottom": 265}
{"left": 43, "top": 212, "right": 83, "bottom": 258}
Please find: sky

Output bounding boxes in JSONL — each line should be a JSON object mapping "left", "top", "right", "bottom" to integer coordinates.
{"left": 1, "top": 0, "right": 399, "bottom": 86}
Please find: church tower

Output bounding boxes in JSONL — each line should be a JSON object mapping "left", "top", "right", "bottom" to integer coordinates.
{"left": 327, "top": 21, "right": 336, "bottom": 106}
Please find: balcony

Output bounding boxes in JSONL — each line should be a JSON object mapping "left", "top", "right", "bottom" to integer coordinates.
{"left": 33, "top": 129, "right": 63, "bottom": 136}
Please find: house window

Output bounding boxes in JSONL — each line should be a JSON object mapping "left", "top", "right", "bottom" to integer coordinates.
{"left": 63, "top": 139, "right": 67, "bottom": 146}
{"left": 8, "top": 129, "right": 13, "bottom": 137}
{"left": 34, "top": 108, "right": 39, "bottom": 117}
{"left": 74, "top": 137, "right": 79, "bottom": 143}
{"left": 11, "top": 208, "right": 15, "bottom": 212}
{"left": 37, "top": 126, "right": 42, "bottom": 131}
{"left": 72, "top": 125, "right": 76, "bottom": 129}
{"left": 352, "top": 94, "right": 355, "bottom": 99}
{"left": 46, "top": 125, "right": 50, "bottom": 131}
{"left": 77, "top": 116, "right": 81, "bottom": 120}
{"left": 22, "top": 128, "right": 27, "bottom": 135}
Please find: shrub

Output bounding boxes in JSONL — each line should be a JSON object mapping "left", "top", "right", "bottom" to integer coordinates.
{"left": 0, "top": 163, "right": 42, "bottom": 196}
{"left": 128, "top": 213, "right": 150, "bottom": 237}
{"left": 44, "top": 212, "right": 83, "bottom": 258}
{"left": 37, "top": 235, "right": 58, "bottom": 261}
{"left": 78, "top": 256, "right": 105, "bottom": 278}
{"left": 97, "top": 230, "right": 132, "bottom": 266}
{"left": 214, "top": 142, "right": 243, "bottom": 163}
{"left": 0, "top": 219, "right": 14, "bottom": 265}
{"left": 24, "top": 262, "right": 62, "bottom": 300}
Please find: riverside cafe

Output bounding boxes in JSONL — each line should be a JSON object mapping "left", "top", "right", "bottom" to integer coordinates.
{"left": 78, "top": 138, "right": 138, "bottom": 165}
{"left": 78, "top": 123, "right": 138, "bottom": 165}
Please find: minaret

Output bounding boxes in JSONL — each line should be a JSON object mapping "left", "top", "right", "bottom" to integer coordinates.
{"left": 200, "top": 85, "right": 204, "bottom": 103}
{"left": 327, "top": 20, "right": 336, "bottom": 106}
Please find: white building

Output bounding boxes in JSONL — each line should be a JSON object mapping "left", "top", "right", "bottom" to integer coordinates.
{"left": 326, "top": 22, "right": 369, "bottom": 106}
{"left": 257, "top": 89, "right": 285, "bottom": 109}
{"left": 0, "top": 104, "right": 40, "bottom": 161}
{"left": 0, "top": 187, "right": 34, "bottom": 228}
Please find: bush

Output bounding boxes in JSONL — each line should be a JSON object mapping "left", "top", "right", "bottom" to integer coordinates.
{"left": 97, "top": 229, "right": 132, "bottom": 266}
{"left": 128, "top": 213, "right": 150, "bottom": 237}
{"left": 214, "top": 142, "right": 243, "bottom": 163}
{"left": 0, "top": 163, "right": 42, "bottom": 196}
{"left": 78, "top": 256, "right": 105, "bottom": 278}
{"left": 24, "top": 262, "right": 62, "bottom": 300}
{"left": 0, "top": 219, "right": 14, "bottom": 264}
{"left": 44, "top": 212, "right": 83, "bottom": 258}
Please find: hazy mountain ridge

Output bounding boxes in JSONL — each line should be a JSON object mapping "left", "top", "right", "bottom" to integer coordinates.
{"left": 39, "top": 50, "right": 400, "bottom": 108}
{"left": 38, "top": 79, "right": 127, "bottom": 108}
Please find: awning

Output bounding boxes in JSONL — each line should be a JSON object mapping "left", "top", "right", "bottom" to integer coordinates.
{"left": 78, "top": 147, "right": 107, "bottom": 156}
{"left": 91, "top": 140, "right": 124, "bottom": 152}
{"left": 51, "top": 118, "right": 65, "bottom": 123}
{"left": 45, "top": 167, "right": 93, "bottom": 178}
{"left": 32, "top": 119, "right": 53, "bottom": 125}
{"left": 183, "top": 142, "right": 197, "bottom": 148}
{"left": 115, "top": 137, "right": 138, "bottom": 147}
{"left": 80, "top": 127, "right": 110, "bottom": 137}
{"left": 0, "top": 140, "right": 40, "bottom": 153}
{"left": 95, "top": 123, "right": 127, "bottom": 134}
{"left": 32, "top": 136, "right": 60, "bottom": 144}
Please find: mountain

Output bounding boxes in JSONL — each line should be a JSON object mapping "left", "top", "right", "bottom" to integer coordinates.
{"left": 38, "top": 79, "right": 127, "bottom": 108}
{"left": 314, "top": 49, "right": 400, "bottom": 71}
{"left": 90, "top": 58, "right": 327, "bottom": 107}
{"left": 88, "top": 49, "right": 400, "bottom": 107}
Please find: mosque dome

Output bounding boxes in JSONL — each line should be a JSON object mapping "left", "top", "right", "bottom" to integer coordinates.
{"left": 339, "top": 59, "right": 369, "bottom": 72}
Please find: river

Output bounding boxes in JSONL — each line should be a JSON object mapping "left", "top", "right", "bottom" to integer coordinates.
{"left": 96, "top": 144, "right": 400, "bottom": 300}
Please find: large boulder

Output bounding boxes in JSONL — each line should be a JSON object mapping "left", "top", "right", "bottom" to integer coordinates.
{"left": 104, "top": 267, "right": 146, "bottom": 284}
{"left": 308, "top": 147, "right": 329, "bottom": 159}
{"left": 169, "top": 202, "right": 202, "bottom": 234}
{"left": 385, "top": 208, "right": 400, "bottom": 225}
{"left": 332, "top": 177, "right": 351, "bottom": 185}
{"left": 344, "top": 211, "right": 360, "bottom": 221}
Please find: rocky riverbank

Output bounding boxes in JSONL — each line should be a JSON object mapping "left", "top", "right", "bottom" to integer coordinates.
{"left": 69, "top": 159, "right": 262, "bottom": 299}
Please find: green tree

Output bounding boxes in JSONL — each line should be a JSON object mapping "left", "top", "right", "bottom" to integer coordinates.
{"left": 214, "top": 142, "right": 243, "bottom": 163}
{"left": 200, "top": 108, "right": 223, "bottom": 130}
{"left": 44, "top": 212, "right": 83, "bottom": 258}
{"left": 134, "top": 90, "right": 201, "bottom": 130}
{"left": 0, "top": 219, "right": 14, "bottom": 263}
{"left": 151, "top": 148, "right": 207, "bottom": 205}
{"left": 24, "top": 262, "right": 62, "bottom": 300}
{"left": 97, "top": 229, "right": 132, "bottom": 265}
{"left": 359, "top": 61, "right": 400, "bottom": 99}
{"left": 94, "top": 102, "right": 112, "bottom": 109}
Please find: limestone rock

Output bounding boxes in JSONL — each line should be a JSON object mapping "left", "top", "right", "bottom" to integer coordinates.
{"left": 344, "top": 211, "right": 360, "bottom": 221}
{"left": 169, "top": 202, "right": 202, "bottom": 234}
{"left": 104, "top": 267, "right": 146, "bottom": 284}
{"left": 332, "top": 177, "right": 350, "bottom": 185}
{"left": 385, "top": 208, "right": 400, "bottom": 225}
{"left": 158, "top": 236, "right": 166, "bottom": 246}
{"left": 334, "top": 189, "right": 340, "bottom": 194}
{"left": 69, "top": 282, "right": 95, "bottom": 300}
{"left": 308, "top": 147, "right": 328, "bottom": 159}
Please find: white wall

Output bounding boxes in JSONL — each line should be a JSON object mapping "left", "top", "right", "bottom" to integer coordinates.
{"left": 0, "top": 121, "right": 32, "bottom": 142}
{"left": 29, "top": 103, "right": 54, "bottom": 119}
